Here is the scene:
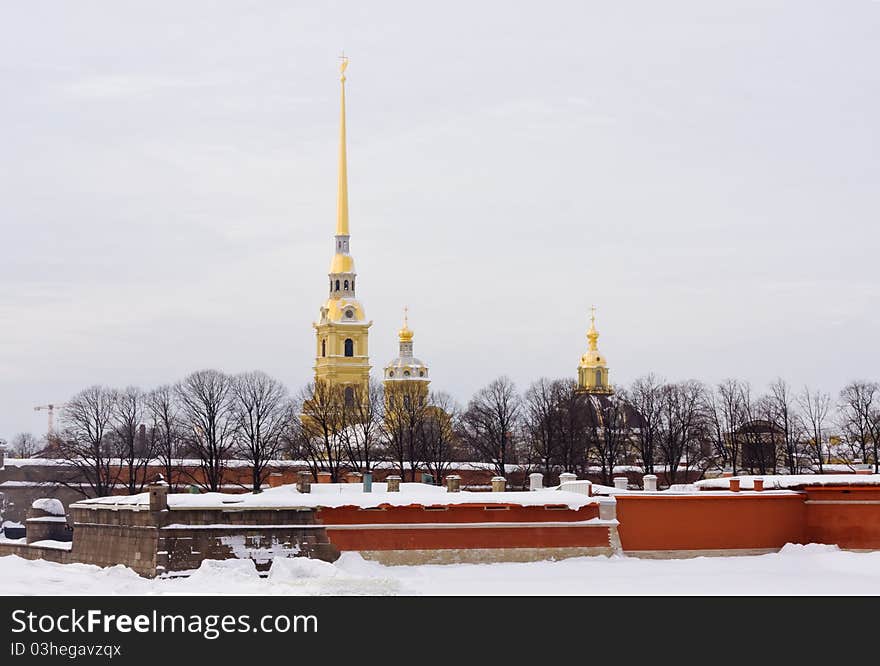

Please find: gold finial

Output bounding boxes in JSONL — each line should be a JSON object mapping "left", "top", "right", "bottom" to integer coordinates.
{"left": 399, "top": 305, "right": 414, "bottom": 342}
{"left": 336, "top": 52, "right": 350, "bottom": 236}
{"left": 587, "top": 305, "right": 599, "bottom": 351}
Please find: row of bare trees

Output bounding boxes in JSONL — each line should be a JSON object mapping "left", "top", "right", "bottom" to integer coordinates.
{"left": 21, "top": 371, "right": 880, "bottom": 497}
{"left": 295, "top": 380, "right": 464, "bottom": 483}
{"left": 512, "top": 376, "right": 880, "bottom": 484}
{"left": 55, "top": 370, "right": 292, "bottom": 496}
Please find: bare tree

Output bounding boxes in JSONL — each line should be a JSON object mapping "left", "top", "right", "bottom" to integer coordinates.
{"left": 232, "top": 371, "right": 292, "bottom": 493}
{"left": 340, "top": 378, "right": 383, "bottom": 473}
{"left": 705, "top": 379, "right": 747, "bottom": 474}
{"left": 629, "top": 374, "right": 664, "bottom": 474}
{"left": 112, "top": 386, "right": 154, "bottom": 494}
{"left": 10, "top": 432, "right": 40, "bottom": 459}
{"left": 147, "top": 384, "right": 184, "bottom": 491}
{"left": 382, "top": 382, "right": 429, "bottom": 482}
{"left": 767, "top": 379, "right": 805, "bottom": 473}
{"left": 422, "top": 391, "right": 461, "bottom": 485}
{"left": 177, "top": 370, "right": 237, "bottom": 492}
{"left": 523, "top": 378, "right": 562, "bottom": 478}
{"left": 657, "top": 380, "right": 707, "bottom": 486}
{"left": 459, "top": 376, "right": 521, "bottom": 478}
{"left": 587, "top": 392, "right": 631, "bottom": 486}
{"left": 838, "top": 381, "right": 880, "bottom": 470}
{"left": 57, "top": 386, "right": 119, "bottom": 497}
{"left": 798, "top": 386, "right": 831, "bottom": 473}
{"left": 554, "top": 382, "right": 591, "bottom": 477}
{"left": 297, "top": 380, "right": 347, "bottom": 482}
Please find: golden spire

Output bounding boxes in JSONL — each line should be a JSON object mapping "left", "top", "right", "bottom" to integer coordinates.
{"left": 336, "top": 54, "right": 350, "bottom": 236}
{"left": 398, "top": 305, "right": 414, "bottom": 342}
{"left": 587, "top": 304, "right": 599, "bottom": 352}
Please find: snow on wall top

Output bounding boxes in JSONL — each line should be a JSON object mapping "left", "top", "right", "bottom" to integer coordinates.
{"left": 31, "top": 498, "right": 66, "bottom": 516}
{"left": 71, "top": 482, "right": 601, "bottom": 511}
{"left": 695, "top": 474, "right": 880, "bottom": 491}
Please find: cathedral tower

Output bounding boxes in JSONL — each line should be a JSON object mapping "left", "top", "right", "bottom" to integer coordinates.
{"left": 383, "top": 307, "right": 430, "bottom": 404}
{"left": 577, "top": 306, "right": 612, "bottom": 394}
{"left": 313, "top": 56, "right": 371, "bottom": 401}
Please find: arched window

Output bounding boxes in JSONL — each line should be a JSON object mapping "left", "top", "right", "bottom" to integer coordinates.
{"left": 344, "top": 280, "right": 349, "bottom": 290}
{"left": 595, "top": 369, "right": 603, "bottom": 385}
{"left": 335, "top": 279, "right": 340, "bottom": 291}
{"left": 351, "top": 279, "right": 355, "bottom": 291}
{"left": 344, "top": 338, "right": 354, "bottom": 357}
{"left": 344, "top": 386, "right": 354, "bottom": 406}
{"left": 321, "top": 339, "right": 326, "bottom": 357}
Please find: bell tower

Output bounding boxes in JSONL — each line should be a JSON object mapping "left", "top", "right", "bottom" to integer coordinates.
{"left": 313, "top": 55, "right": 371, "bottom": 399}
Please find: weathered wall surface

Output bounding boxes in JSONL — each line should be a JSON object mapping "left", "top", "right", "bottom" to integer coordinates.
{"left": 804, "top": 486, "right": 880, "bottom": 550}
{"left": 65, "top": 505, "right": 339, "bottom": 577}
{"left": 615, "top": 493, "right": 807, "bottom": 554}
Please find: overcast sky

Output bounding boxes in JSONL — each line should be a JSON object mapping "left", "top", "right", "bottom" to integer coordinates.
{"left": 1, "top": 1, "right": 878, "bottom": 439}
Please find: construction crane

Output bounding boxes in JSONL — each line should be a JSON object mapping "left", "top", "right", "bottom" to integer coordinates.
{"left": 34, "top": 403, "right": 67, "bottom": 439}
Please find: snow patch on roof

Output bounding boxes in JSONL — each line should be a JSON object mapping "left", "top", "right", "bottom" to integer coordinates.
{"left": 696, "top": 474, "right": 880, "bottom": 490}
{"left": 72, "top": 482, "right": 600, "bottom": 511}
{"left": 32, "top": 498, "right": 65, "bottom": 516}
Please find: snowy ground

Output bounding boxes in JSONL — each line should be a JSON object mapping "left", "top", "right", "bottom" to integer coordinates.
{"left": 2, "top": 544, "right": 880, "bottom": 595}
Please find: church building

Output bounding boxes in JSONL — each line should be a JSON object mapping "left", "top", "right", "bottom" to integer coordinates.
{"left": 312, "top": 57, "right": 372, "bottom": 404}
{"left": 576, "top": 306, "right": 612, "bottom": 395}
{"left": 383, "top": 308, "right": 430, "bottom": 406}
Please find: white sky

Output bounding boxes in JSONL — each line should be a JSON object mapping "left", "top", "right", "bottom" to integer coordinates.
{"left": 1, "top": 1, "right": 878, "bottom": 439}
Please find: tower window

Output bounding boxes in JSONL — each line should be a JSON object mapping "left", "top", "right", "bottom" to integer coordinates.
{"left": 596, "top": 370, "right": 603, "bottom": 385}
{"left": 344, "top": 338, "right": 354, "bottom": 357}
{"left": 321, "top": 339, "right": 326, "bottom": 357}
{"left": 389, "top": 371, "right": 394, "bottom": 377}
{"left": 404, "top": 370, "right": 410, "bottom": 377}
{"left": 344, "top": 280, "right": 349, "bottom": 290}
{"left": 344, "top": 386, "right": 354, "bottom": 406}
{"left": 335, "top": 279, "right": 340, "bottom": 291}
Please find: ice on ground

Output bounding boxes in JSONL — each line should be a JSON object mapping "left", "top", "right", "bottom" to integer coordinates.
{"left": 3, "top": 546, "right": 880, "bottom": 596}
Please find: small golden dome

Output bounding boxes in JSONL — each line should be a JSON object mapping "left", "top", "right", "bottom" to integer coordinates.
{"left": 398, "top": 324, "right": 414, "bottom": 343}
{"left": 398, "top": 306, "right": 414, "bottom": 342}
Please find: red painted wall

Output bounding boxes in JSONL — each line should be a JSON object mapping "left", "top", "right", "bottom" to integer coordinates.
{"left": 615, "top": 493, "right": 807, "bottom": 552}
{"left": 804, "top": 487, "right": 880, "bottom": 549}
{"left": 317, "top": 503, "right": 610, "bottom": 551}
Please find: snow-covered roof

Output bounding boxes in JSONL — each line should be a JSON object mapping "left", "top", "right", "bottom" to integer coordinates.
{"left": 695, "top": 474, "right": 880, "bottom": 491}
{"left": 71, "top": 482, "right": 601, "bottom": 511}
{"left": 32, "top": 498, "right": 66, "bottom": 515}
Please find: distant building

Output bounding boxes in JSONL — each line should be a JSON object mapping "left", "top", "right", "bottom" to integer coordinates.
{"left": 576, "top": 306, "right": 612, "bottom": 395}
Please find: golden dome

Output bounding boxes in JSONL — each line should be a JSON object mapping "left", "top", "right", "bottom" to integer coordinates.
{"left": 329, "top": 253, "right": 355, "bottom": 274}
{"left": 398, "top": 306, "right": 414, "bottom": 342}
{"left": 398, "top": 324, "right": 414, "bottom": 343}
